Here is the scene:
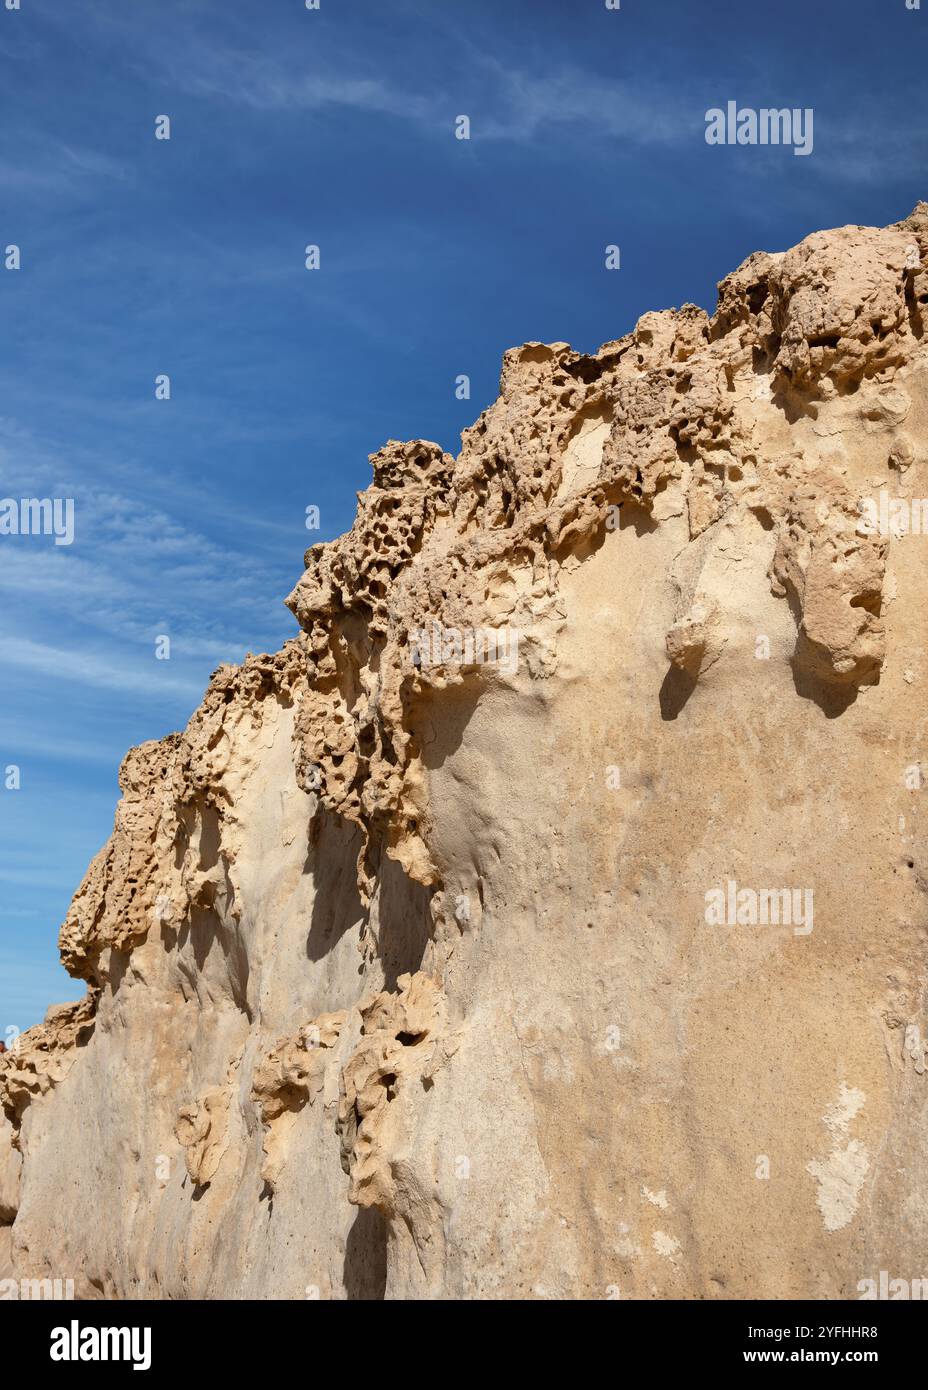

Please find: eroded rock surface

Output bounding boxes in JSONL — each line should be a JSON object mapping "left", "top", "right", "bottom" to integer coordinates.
{"left": 3, "top": 208, "right": 928, "bottom": 1299}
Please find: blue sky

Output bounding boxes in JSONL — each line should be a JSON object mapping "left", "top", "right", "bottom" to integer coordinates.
{"left": 1, "top": 0, "right": 926, "bottom": 1030}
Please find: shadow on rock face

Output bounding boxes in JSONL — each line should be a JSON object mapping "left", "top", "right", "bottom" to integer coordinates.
{"left": 343, "top": 1204, "right": 387, "bottom": 1300}
{"left": 304, "top": 813, "right": 365, "bottom": 964}
{"left": 303, "top": 811, "right": 432, "bottom": 986}
{"left": 659, "top": 663, "right": 699, "bottom": 721}
{"left": 789, "top": 626, "right": 879, "bottom": 718}
{"left": 374, "top": 853, "right": 432, "bottom": 992}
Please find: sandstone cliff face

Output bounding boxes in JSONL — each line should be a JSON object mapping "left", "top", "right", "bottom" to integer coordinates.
{"left": 3, "top": 208, "right": 928, "bottom": 1299}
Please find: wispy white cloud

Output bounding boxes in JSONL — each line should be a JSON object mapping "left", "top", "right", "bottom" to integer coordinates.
{"left": 160, "top": 38, "right": 690, "bottom": 149}
{"left": 0, "top": 724, "right": 129, "bottom": 764}
{"left": 0, "top": 136, "right": 134, "bottom": 199}
{"left": 1, "top": 636, "right": 206, "bottom": 701}
{"left": 181, "top": 56, "right": 436, "bottom": 122}
{"left": 0, "top": 418, "right": 299, "bottom": 741}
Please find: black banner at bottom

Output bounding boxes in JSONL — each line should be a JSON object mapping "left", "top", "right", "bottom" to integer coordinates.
{"left": 6, "top": 1297, "right": 923, "bottom": 1375}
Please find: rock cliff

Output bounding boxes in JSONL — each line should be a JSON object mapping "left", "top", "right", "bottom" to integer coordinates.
{"left": 3, "top": 207, "right": 928, "bottom": 1299}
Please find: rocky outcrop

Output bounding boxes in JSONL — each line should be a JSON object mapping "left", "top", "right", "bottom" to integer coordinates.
{"left": 252, "top": 1011, "right": 346, "bottom": 1190}
{"left": 0, "top": 994, "right": 97, "bottom": 1142}
{"left": 3, "top": 207, "right": 928, "bottom": 1299}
